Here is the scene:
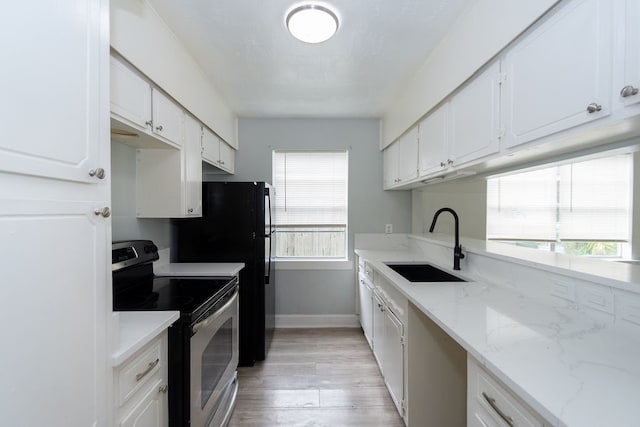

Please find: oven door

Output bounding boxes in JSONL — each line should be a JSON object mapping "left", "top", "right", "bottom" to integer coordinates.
{"left": 190, "top": 287, "right": 239, "bottom": 427}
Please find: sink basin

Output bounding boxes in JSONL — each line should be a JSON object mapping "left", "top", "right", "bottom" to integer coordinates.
{"left": 384, "top": 263, "right": 465, "bottom": 282}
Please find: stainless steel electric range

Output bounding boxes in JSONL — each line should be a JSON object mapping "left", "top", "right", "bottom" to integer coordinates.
{"left": 112, "top": 240, "right": 239, "bottom": 427}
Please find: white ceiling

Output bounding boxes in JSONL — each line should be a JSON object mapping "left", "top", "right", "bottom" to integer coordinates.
{"left": 146, "top": 0, "right": 474, "bottom": 118}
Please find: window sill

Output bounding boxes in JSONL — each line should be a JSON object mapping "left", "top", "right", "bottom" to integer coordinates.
{"left": 274, "top": 258, "right": 354, "bottom": 271}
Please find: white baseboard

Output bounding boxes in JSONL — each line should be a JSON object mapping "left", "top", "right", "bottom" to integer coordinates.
{"left": 275, "top": 314, "right": 360, "bottom": 328}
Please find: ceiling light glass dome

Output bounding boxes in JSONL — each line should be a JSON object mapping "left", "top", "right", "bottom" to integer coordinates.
{"left": 286, "top": 4, "right": 339, "bottom": 44}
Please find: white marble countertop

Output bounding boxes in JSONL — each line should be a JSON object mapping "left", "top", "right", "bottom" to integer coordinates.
{"left": 154, "top": 262, "right": 244, "bottom": 277}
{"left": 111, "top": 311, "right": 179, "bottom": 367}
{"left": 356, "top": 248, "right": 640, "bottom": 427}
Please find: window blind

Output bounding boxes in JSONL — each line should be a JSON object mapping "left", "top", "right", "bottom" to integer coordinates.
{"left": 487, "top": 154, "right": 632, "bottom": 242}
{"left": 486, "top": 167, "right": 558, "bottom": 241}
{"left": 272, "top": 151, "right": 348, "bottom": 227}
{"left": 558, "top": 156, "right": 631, "bottom": 241}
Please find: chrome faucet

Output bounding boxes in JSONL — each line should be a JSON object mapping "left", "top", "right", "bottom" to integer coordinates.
{"left": 428, "top": 207, "right": 465, "bottom": 270}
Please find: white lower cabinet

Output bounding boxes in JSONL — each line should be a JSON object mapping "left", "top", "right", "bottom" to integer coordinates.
{"left": 115, "top": 333, "right": 169, "bottom": 427}
{"left": 372, "top": 292, "right": 386, "bottom": 371}
{"left": 467, "top": 356, "right": 548, "bottom": 427}
{"left": 382, "top": 306, "right": 405, "bottom": 415}
{"left": 370, "top": 274, "right": 408, "bottom": 422}
{"left": 358, "top": 273, "right": 374, "bottom": 348}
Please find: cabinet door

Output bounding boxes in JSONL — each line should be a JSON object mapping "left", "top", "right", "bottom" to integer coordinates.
{"left": 0, "top": 199, "right": 109, "bottom": 426}
{"left": 119, "top": 379, "right": 166, "bottom": 427}
{"left": 111, "top": 56, "right": 153, "bottom": 132}
{"left": 397, "top": 127, "right": 419, "bottom": 182}
{"left": 218, "top": 140, "right": 235, "bottom": 173}
{"left": 502, "top": 0, "right": 612, "bottom": 149}
{"left": 383, "top": 142, "right": 399, "bottom": 189}
{"left": 616, "top": 0, "right": 640, "bottom": 109}
{"left": 0, "top": 0, "right": 108, "bottom": 184}
{"left": 151, "top": 89, "right": 184, "bottom": 147}
{"left": 382, "top": 308, "right": 405, "bottom": 416}
{"left": 449, "top": 60, "right": 501, "bottom": 166}
{"left": 418, "top": 103, "right": 449, "bottom": 177}
{"left": 184, "top": 116, "right": 203, "bottom": 217}
{"left": 358, "top": 277, "right": 374, "bottom": 349}
{"left": 201, "top": 127, "right": 220, "bottom": 166}
{"left": 372, "top": 293, "right": 385, "bottom": 371}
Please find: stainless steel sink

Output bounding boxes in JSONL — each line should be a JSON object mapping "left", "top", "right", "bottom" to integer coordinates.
{"left": 384, "top": 263, "right": 466, "bottom": 282}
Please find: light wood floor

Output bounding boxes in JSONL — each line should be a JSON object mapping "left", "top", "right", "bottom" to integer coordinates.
{"left": 228, "top": 328, "right": 405, "bottom": 427}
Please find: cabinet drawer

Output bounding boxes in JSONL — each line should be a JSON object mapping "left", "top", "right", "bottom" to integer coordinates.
{"left": 468, "top": 357, "right": 544, "bottom": 427}
{"left": 117, "top": 339, "right": 163, "bottom": 407}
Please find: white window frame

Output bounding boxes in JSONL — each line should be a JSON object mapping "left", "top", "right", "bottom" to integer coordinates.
{"left": 272, "top": 150, "right": 349, "bottom": 262}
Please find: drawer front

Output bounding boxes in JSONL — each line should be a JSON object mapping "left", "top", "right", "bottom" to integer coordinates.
{"left": 117, "top": 339, "right": 163, "bottom": 407}
{"left": 374, "top": 274, "right": 408, "bottom": 324}
{"left": 468, "top": 357, "right": 543, "bottom": 427}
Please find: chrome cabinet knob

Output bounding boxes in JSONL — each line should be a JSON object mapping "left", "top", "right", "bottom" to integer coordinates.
{"left": 447, "top": 159, "right": 454, "bottom": 165}
{"left": 145, "top": 120, "right": 153, "bottom": 127}
{"left": 88, "top": 168, "right": 105, "bottom": 179}
{"left": 620, "top": 85, "right": 639, "bottom": 98}
{"left": 188, "top": 208, "right": 194, "bottom": 213}
{"left": 440, "top": 161, "right": 446, "bottom": 167}
{"left": 586, "top": 103, "right": 602, "bottom": 113}
{"left": 158, "top": 384, "right": 168, "bottom": 394}
{"left": 94, "top": 207, "right": 111, "bottom": 218}
{"left": 156, "top": 125, "right": 163, "bottom": 131}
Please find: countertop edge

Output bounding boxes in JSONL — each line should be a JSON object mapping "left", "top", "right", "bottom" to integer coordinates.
{"left": 111, "top": 311, "right": 180, "bottom": 367}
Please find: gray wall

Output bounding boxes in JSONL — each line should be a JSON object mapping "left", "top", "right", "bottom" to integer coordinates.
{"left": 212, "top": 118, "right": 412, "bottom": 316}
{"left": 111, "top": 140, "right": 172, "bottom": 248}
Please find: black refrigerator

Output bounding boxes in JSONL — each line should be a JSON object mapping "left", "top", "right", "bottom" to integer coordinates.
{"left": 172, "top": 181, "right": 275, "bottom": 366}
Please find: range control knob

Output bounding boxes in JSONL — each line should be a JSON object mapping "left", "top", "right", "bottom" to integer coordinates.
{"left": 144, "top": 244, "right": 158, "bottom": 254}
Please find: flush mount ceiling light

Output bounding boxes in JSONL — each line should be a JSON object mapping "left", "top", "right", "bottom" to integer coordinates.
{"left": 286, "top": 4, "right": 339, "bottom": 44}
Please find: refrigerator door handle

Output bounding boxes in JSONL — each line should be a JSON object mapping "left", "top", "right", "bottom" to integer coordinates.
{"left": 265, "top": 189, "right": 273, "bottom": 284}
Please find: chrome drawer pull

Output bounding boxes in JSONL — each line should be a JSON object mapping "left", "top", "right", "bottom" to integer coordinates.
{"left": 136, "top": 358, "right": 160, "bottom": 381}
{"left": 482, "top": 392, "right": 514, "bottom": 427}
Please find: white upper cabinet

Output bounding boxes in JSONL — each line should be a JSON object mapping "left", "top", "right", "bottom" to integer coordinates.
{"left": 383, "top": 142, "right": 399, "bottom": 189}
{"left": 151, "top": 89, "right": 184, "bottom": 147}
{"left": 135, "top": 115, "right": 203, "bottom": 218}
{"left": 110, "top": 56, "right": 153, "bottom": 132}
{"left": 202, "top": 126, "right": 235, "bottom": 174}
{"left": 0, "top": 1, "right": 106, "bottom": 184}
{"left": 502, "top": 0, "right": 613, "bottom": 149}
{"left": 111, "top": 55, "right": 184, "bottom": 149}
{"left": 449, "top": 60, "right": 501, "bottom": 166}
{"left": 184, "top": 115, "right": 203, "bottom": 217}
{"left": 418, "top": 103, "right": 449, "bottom": 177}
{"left": 383, "top": 128, "right": 418, "bottom": 189}
{"left": 397, "top": 127, "right": 419, "bottom": 183}
{"left": 615, "top": 0, "right": 640, "bottom": 110}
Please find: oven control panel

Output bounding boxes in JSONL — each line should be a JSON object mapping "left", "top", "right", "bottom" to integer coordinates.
{"left": 112, "top": 240, "right": 159, "bottom": 271}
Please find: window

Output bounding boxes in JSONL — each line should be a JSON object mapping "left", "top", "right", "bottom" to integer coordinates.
{"left": 486, "top": 154, "right": 632, "bottom": 257}
{"left": 272, "top": 150, "right": 348, "bottom": 258}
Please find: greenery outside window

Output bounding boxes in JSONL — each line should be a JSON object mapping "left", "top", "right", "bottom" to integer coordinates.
{"left": 486, "top": 154, "right": 632, "bottom": 258}
{"left": 272, "top": 150, "right": 348, "bottom": 259}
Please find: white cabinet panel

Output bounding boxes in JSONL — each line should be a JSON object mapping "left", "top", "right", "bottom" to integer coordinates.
{"left": 358, "top": 275, "right": 374, "bottom": 349}
{"left": 111, "top": 56, "right": 153, "bottom": 131}
{"left": 184, "top": 115, "right": 203, "bottom": 217}
{"left": 397, "top": 127, "right": 419, "bottom": 182}
{"left": 449, "top": 60, "right": 501, "bottom": 166}
{"left": 502, "top": 0, "right": 612, "bottom": 149}
{"left": 0, "top": 0, "right": 105, "bottom": 184}
{"left": 372, "top": 293, "right": 385, "bottom": 371}
{"left": 383, "top": 142, "right": 399, "bottom": 189}
{"left": 419, "top": 103, "right": 449, "bottom": 176}
{"left": 218, "top": 140, "right": 235, "bottom": 173}
{"left": 382, "top": 308, "right": 405, "bottom": 416}
{"left": 151, "top": 89, "right": 184, "bottom": 147}
{"left": 0, "top": 200, "right": 109, "bottom": 426}
{"left": 202, "top": 127, "right": 235, "bottom": 173}
{"left": 616, "top": 0, "right": 640, "bottom": 109}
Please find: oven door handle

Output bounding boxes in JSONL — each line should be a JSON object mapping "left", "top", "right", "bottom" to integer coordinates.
{"left": 192, "top": 289, "right": 238, "bottom": 335}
